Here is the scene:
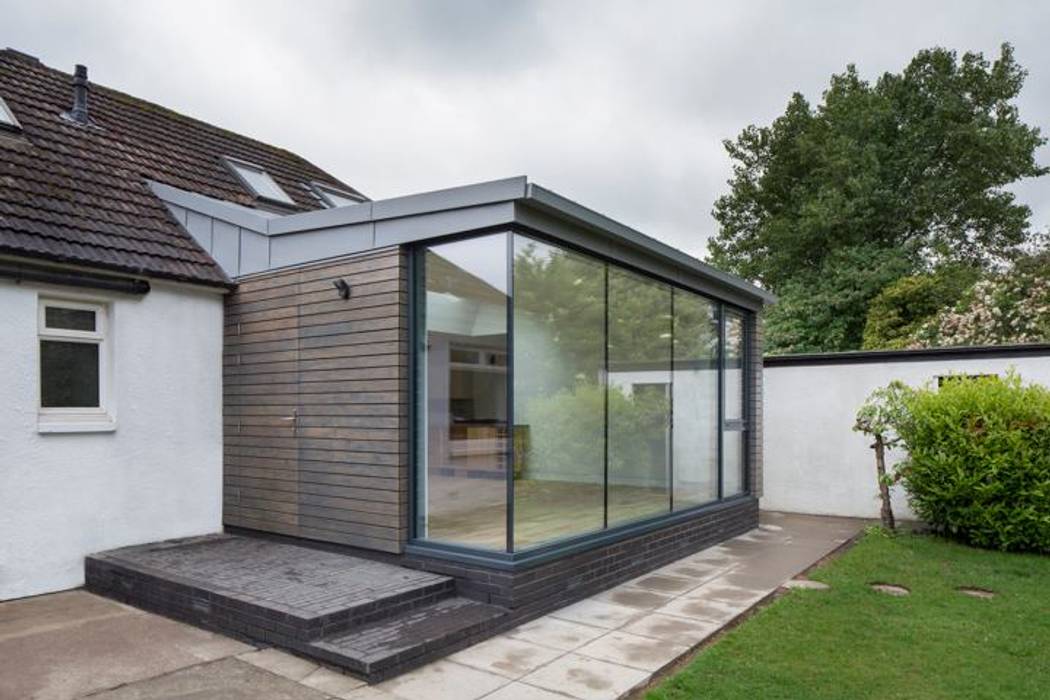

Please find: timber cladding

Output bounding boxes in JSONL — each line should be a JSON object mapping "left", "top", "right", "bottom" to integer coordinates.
{"left": 223, "top": 247, "right": 409, "bottom": 554}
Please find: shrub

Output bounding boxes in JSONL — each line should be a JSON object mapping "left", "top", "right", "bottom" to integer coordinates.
{"left": 861, "top": 267, "right": 978, "bottom": 349}
{"left": 898, "top": 371, "right": 1050, "bottom": 552}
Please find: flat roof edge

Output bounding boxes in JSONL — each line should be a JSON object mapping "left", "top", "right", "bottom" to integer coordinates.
{"left": 523, "top": 183, "right": 775, "bottom": 305}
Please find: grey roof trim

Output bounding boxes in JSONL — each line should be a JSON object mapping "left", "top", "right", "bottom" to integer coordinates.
{"left": 148, "top": 181, "right": 275, "bottom": 232}
{"left": 148, "top": 174, "right": 772, "bottom": 305}
{"left": 523, "top": 183, "right": 775, "bottom": 304}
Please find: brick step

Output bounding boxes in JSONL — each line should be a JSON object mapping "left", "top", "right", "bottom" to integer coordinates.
{"left": 85, "top": 534, "right": 456, "bottom": 646}
{"left": 305, "top": 596, "right": 509, "bottom": 682}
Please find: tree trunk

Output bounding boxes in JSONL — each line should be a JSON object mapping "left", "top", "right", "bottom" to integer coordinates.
{"left": 873, "top": 434, "right": 896, "bottom": 531}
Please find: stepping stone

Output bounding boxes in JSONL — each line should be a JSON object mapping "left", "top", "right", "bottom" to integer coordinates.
{"left": 957, "top": 587, "right": 996, "bottom": 599}
{"left": 870, "top": 583, "right": 910, "bottom": 596}
{"left": 783, "top": 579, "right": 830, "bottom": 591}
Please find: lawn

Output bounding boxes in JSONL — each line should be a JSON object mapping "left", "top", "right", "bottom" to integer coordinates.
{"left": 647, "top": 530, "right": 1050, "bottom": 700}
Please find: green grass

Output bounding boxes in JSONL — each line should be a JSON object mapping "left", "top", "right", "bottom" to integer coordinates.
{"left": 647, "top": 530, "right": 1050, "bottom": 700}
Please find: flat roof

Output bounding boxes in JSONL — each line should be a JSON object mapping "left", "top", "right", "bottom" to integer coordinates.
{"left": 151, "top": 176, "right": 775, "bottom": 309}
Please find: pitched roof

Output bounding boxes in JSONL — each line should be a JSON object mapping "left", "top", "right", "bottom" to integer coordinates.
{"left": 0, "top": 49, "right": 366, "bottom": 287}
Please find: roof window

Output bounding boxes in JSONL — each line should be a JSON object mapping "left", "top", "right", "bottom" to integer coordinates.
{"left": 224, "top": 157, "right": 295, "bottom": 205}
{"left": 310, "top": 182, "right": 364, "bottom": 208}
{"left": 0, "top": 95, "right": 22, "bottom": 131}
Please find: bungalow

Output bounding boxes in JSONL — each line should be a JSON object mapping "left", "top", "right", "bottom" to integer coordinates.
{"left": 0, "top": 49, "right": 772, "bottom": 677}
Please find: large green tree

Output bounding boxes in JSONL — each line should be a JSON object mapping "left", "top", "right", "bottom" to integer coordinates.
{"left": 709, "top": 44, "right": 1046, "bottom": 352}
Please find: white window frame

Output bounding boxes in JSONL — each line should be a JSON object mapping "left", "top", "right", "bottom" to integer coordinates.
{"left": 223, "top": 156, "right": 296, "bottom": 205}
{"left": 37, "top": 297, "right": 116, "bottom": 433}
{"left": 0, "top": 94, "right": 21, "bottom": 132}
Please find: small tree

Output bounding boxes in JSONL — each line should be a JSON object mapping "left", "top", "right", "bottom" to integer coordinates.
{"left": 854, "top": 381, "right": 913, "bottom": 530}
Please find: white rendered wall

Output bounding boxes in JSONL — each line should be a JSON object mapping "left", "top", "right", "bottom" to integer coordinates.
{"left": 762, "top": 353, "right": 1050, "bottom": 519}
{"left": 0, "top": 278, "right": 225, "bottom": 600}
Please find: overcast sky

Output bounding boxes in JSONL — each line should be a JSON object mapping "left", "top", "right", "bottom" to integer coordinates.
{"left": 3, "top": 0, "right": 1049, "bottom": 258}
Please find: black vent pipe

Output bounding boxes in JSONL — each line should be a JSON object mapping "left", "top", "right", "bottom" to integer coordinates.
{"left": 69, "top": 64, "right": 90, "bottom": 124}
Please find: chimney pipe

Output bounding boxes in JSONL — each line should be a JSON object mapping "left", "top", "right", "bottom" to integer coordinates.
{"left": 69, "top": 64, "right": 90, "bottom": 124}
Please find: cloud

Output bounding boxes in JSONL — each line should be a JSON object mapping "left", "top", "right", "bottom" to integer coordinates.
{"left": 2, "top": 0, "right": 1048, "bottom": 258}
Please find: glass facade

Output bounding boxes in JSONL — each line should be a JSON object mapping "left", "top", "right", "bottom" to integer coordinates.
{"left": 416, "top": 232, "right": 750, "bottom": 554}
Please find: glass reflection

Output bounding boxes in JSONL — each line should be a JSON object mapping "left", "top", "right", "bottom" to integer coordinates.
{"left": 419, "top": 234, "right": 508, "bottom": 549}
{"left": 512, "top": 236, "right": 606, "bottom": 548}
{"left": 607, "top": 268, "right": 672, "bottom": 525}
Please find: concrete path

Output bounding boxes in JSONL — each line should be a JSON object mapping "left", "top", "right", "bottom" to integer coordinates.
{"left": 0, "top": 512, "right": 862, "bottom": 700}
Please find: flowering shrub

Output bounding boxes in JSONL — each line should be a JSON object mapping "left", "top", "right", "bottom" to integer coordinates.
{"left": 910, "top": 272, "right": 1050, "bottom": 347}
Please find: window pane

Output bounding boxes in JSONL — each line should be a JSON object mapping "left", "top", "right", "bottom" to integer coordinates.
{"left": 512, "top": 236, "right": 605, "bottom": 549}
{"left": 418, "top": 234, "right": 508, "bottom": 550}
{"left": 723, "top": 430, "right": 745, "bottom": 496}
{"left": 40, "top": 340, "right": 99, "bottom": 407}
{"left": 607, "top": 268, "right": 672, "bottom": 525}
{"left": 725, "top": 311, "right": 745, "bottom": 422}
{"left": 672, "top": 291, "right": 720, "bottom": 509}
{"left": 724, "top": 310, "right": 746, "bottom": 496}
{"left": 232, "top": 162, "right": 294, "bottom": 204}
{"left": 45, "top": 306, "right": 96, "bottom": 332}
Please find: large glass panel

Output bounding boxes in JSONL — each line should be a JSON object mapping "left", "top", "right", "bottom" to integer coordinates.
{"left": 723, "top": 310, "right": 746, "bottom": 496}
{"left": 607, "top": 268, "right": 672, "bottom": 525}
{"left": 418, "top": 234, "right": 508, "bottom": 550}
{"left": 512, "top": 236, "right": 606, "bottom": 548}
{"left": 672, "top": 291, "right": 720, "bottom": 509}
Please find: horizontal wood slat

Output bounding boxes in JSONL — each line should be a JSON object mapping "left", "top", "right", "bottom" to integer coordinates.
{"left": 223, "top": 248, "right": 409, "bottom": 550}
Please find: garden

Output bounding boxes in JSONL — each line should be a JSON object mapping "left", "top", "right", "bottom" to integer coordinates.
{"left": 647, "top": 370, "right": 1050, "bottom": 699}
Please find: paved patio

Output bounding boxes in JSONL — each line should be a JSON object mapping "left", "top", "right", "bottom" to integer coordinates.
{"left": 0, "top": 512, "right": 862, "bottom": 700}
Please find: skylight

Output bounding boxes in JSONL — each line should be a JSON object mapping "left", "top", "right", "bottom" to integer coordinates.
{"left": 0, "top": 95, "right": 21, "bottom": 131}
{"left": 224, "top": 157, "right": 295, "bottom": 205}
{"left": 311, "top": 182, "right": 364, "bottom": 208}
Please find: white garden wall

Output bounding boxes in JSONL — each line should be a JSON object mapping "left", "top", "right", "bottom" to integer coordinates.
{"left": 761, "top": 346, "right": 1050, "bottom": 520}
{"left": 0, "top": 277, "right": 225, "bottom": 600}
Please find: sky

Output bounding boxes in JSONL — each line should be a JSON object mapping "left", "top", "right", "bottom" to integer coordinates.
{"left": 3, "top": 0, "right": 1049, "bottom": 258}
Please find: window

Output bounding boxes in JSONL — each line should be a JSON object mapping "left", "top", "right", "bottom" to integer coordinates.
{"left": 416, "top": 234, "right": 509, "bottom": 550}
{"left": 311, "top": 182, "right": 364, "bottom": 208}
{"left": 415, "top": 232, "right": 753, "bottom": 555}
{"left": 38, "top": 299, "right": 113, "bottom": 432}
{"left": 722, "top": 310, "right": 747, "bottom": 496}
{"left": 0, "top": 95, "right": 21, "bottom": 131}
{"left": 224, "top": 157, "right": 295, "bottom": 205}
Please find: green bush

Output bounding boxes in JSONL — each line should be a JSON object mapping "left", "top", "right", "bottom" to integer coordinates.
{"left": 898, "top": 371, "right": 1050, "bottom": 552}
{"left": 861, "top": 267, "right": 978, "bottom": 350}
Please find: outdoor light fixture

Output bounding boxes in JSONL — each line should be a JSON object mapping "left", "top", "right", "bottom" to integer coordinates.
{"left": 333, "top": 278, "right": 351, "bottom": 299}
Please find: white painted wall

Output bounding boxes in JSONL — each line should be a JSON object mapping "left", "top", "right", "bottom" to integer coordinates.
{"left": 762, "top": 352, "right": 1050, "bottom": 519}
{"left": 0, "top": 278, "right": 225, "bottom": 600}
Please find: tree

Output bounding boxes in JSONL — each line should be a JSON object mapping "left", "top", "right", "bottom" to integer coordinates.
{"left": 710, "top": 44, "right": 1046, "bottom": 352}
{"left": 854, "top": 381, "right": 914, "bottom": 531}
{"left": 861, "top": 265, "right": 980, "bottom": 349}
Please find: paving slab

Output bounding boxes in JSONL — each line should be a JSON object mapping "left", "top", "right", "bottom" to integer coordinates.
{"left": 548, "top": 599, "right": 643, "bottom": 629}
{"left": 575, "top": 630, "right": 689, "bottom": 672}
{"left": 483, "top": 682, "right": 572, "bottom": 700}
{"left": 448, "top": 635, "right": 564, "bottom": 679}
{"left": 238, "top": 647, "right": 320, "bottom": 681}
{"left": 0, "top": 591, "right": 252, "bottom": 700}
{"left": 85, "top": 658, "right": 330, "bottom": 700}
{"left": 300, "top": 666, "right": 368, "bottom": 696}
{"left": 591, "top": 586, "right": 675, "bottom": 611}
{"left": 519, "top": 652, "right": 649, "bottom": 700}
{"left": 374, "top": 659, "right": 509, "bottom": 700}
{"left": 506, "top": 615, "right": 608, "bottom": 652}
{"left": 619, "top": 612, "right": 722, "bottom": 647}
